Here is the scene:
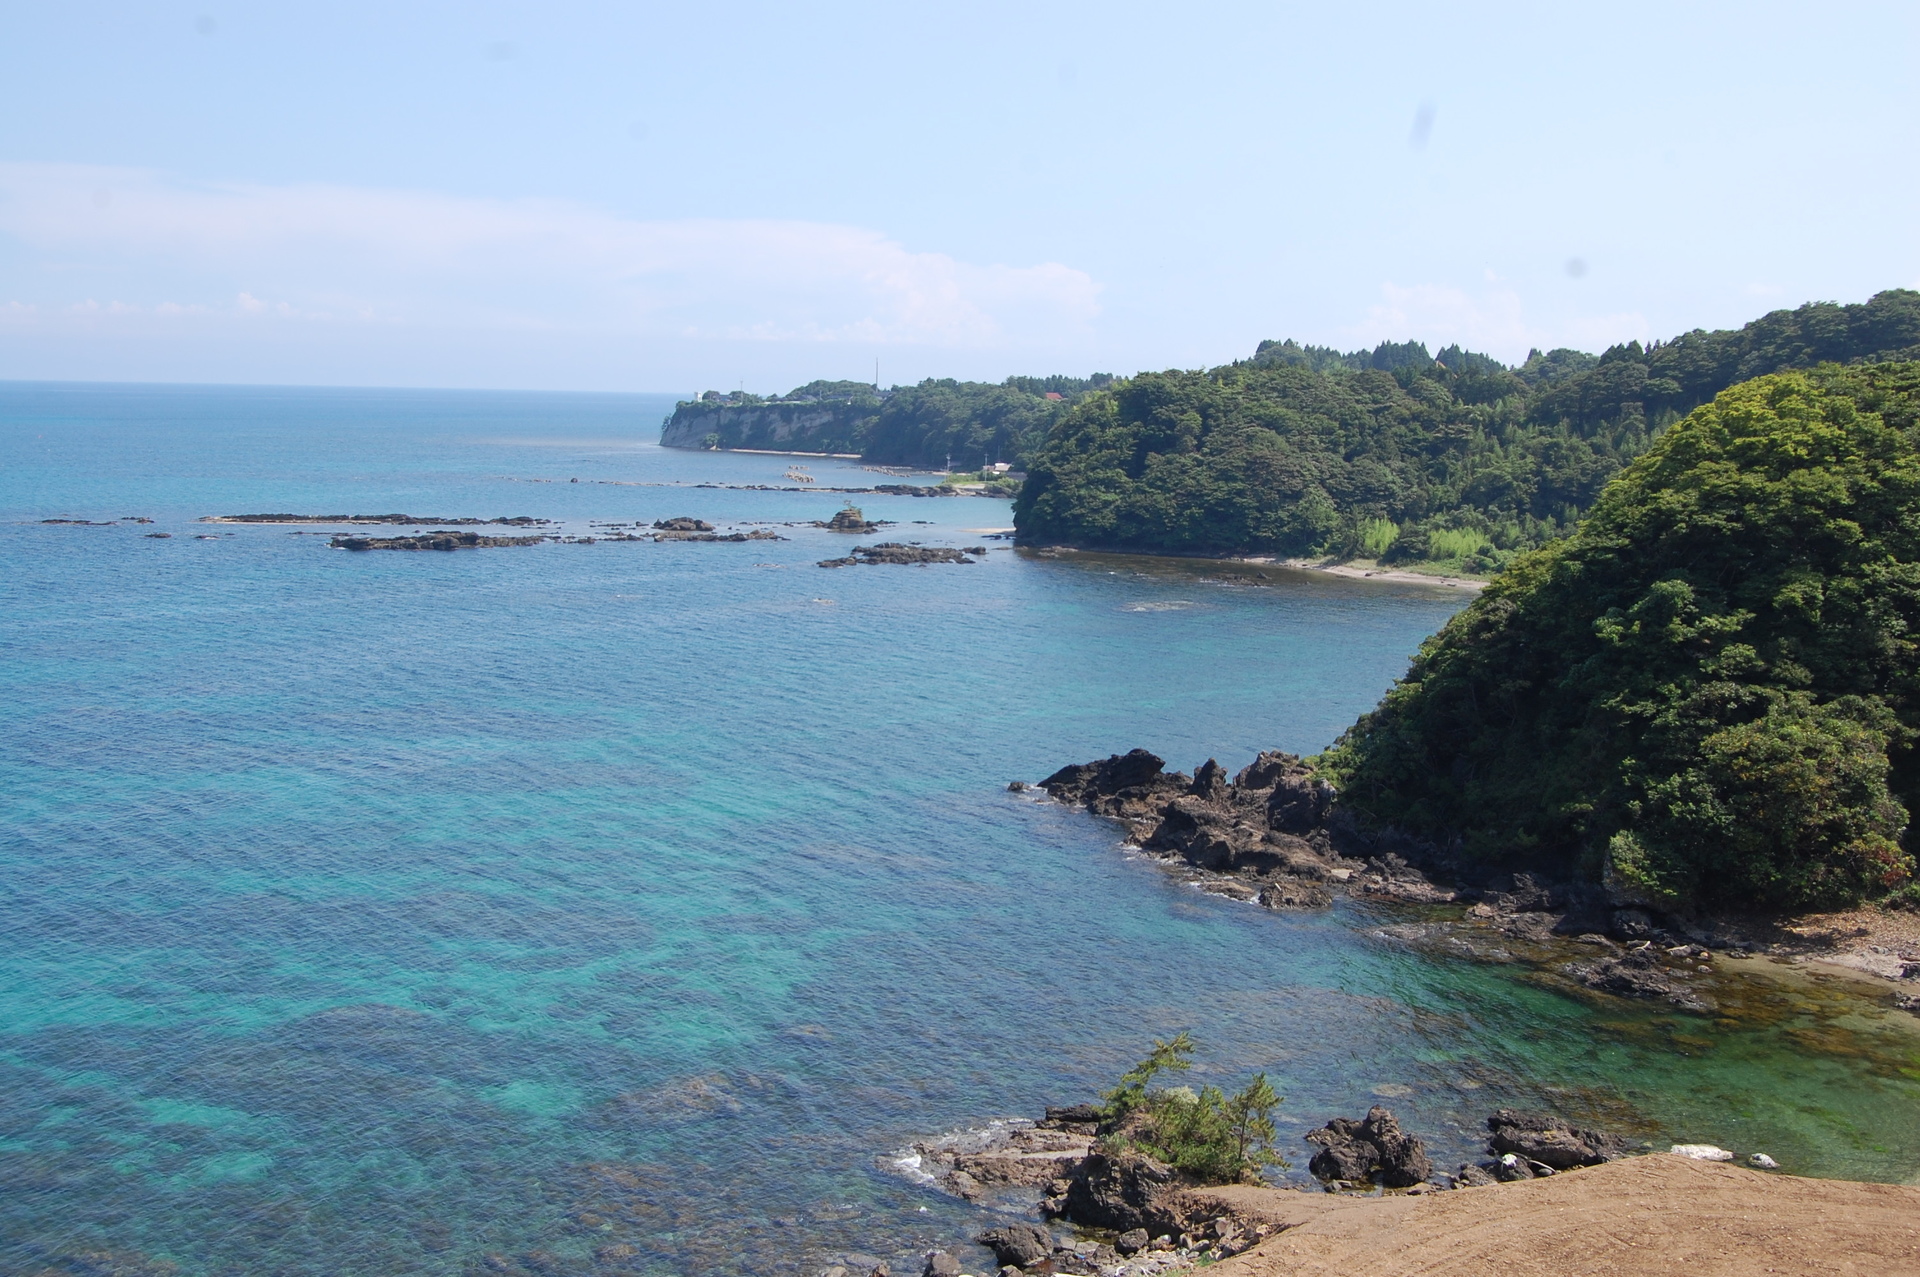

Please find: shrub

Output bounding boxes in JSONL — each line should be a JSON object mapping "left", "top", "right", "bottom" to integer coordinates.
{"left": 1099, "top": 1033, "right": 1286, "bottom": 1184}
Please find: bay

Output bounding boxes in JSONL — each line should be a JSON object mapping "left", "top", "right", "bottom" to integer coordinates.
{"left": 2, "top": 382, "right": 1916, "bottom": 1277}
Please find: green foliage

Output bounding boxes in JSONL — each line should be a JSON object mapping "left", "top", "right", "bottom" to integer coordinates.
{"left": 1356, "top": 517, "right": 1399, "bottom": 558}
{"left": 663, "top": 374, "right": 1113, "bottom": 470}
{"left": 1320, "top": 364, "right": 1920, "bottom": 910}
{"left": 1015, "top": 291, "right": 1920, "bottom": 564}
{"left": 1425, "top": 527, "right": 1490, "bottom": 561}
{"left": 1099, "top": 1033, "right": 1287, "bottom": 1184}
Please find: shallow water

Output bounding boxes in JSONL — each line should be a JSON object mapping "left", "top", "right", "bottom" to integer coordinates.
{"left": 2, "top": 382, "right": 1917, "bottom": 1277}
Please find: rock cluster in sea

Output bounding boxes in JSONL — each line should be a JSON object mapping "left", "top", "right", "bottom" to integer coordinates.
{"left": 330, "top": 531, "right": 549, "bottom": 551}
{"left": 818, "top": 543, "right": 984, "bottom": 568}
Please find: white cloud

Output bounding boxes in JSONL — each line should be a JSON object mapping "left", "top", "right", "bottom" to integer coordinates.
{"left": 0, "top": 162, "right": 1099, "bottom": 350}
{"left": 1346, "top": 282, "right": 1648, "bottom": 363}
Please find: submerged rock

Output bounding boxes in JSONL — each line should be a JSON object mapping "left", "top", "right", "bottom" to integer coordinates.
{"left": 1571, "top": 946, "right": 1718, "bottom": 1013}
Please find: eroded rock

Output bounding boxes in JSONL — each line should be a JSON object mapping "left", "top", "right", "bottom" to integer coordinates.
{"left": 1304, "top": 1106, "right": 1433, "bottom": 1188}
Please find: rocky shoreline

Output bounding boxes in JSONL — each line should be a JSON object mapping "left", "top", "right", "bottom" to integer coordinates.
{"left": 1018, "top": 748, "right": 1920, "bottom": 1017}
{"left": 870, "top": 1092, "right": 1801, "bottom": 1277}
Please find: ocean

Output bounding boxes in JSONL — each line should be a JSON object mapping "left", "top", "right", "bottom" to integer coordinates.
{"left": 2, "top": 381, "right": 1916, "bottom": 1277}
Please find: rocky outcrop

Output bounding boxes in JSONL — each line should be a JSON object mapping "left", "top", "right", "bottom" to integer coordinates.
{"left": 1057, "top": 1146, "right": 1189, "bottom": 1234}
{"left": 652, "top": 517, "right": 714, "bottom": 532}
{"left": 1486, "top": 1109, "right": 1627, "bottom": 1169}
{"left": 1036, "top": 748, "right": 1445, "bottom": 908}
{"left": 331, "top": 531, "right": 548, "bottom": 551}
{"left": 818, "top": 543, "right": 979, "bottom": 567}
{"left": 1453, "top": 1109, "right": 1634, "bottom": 1184}
{"left": 1303, "top": 1107, "right": 1433, "bottom": 1187}
{"left": 816, "top": 506, "right": 883, "bottom": 533}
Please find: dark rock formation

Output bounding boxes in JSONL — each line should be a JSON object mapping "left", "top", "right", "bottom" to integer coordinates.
{"left": 1304, "top": 1107, "right": 1433, "bottom": 1187}
{"left": 652, "top": 517, "right": 714, "bottom": 531}
{"left": 974, "top": 1224, "right": 1054, "bottom": 1268}
{"left": 1040, "top": 748, "right": 1177, "bottom": 807}
{"left": 1041, "top": 1103, "right": 1102, "bottom": 1135}
{"left": 817, "top": 506, "right": 882, "bottom": 533}
{"left": 652, "top": 529, "right": 784, "bottom": 542}
{"left": 1054, "top": 1146, "right": 1186, "bottom": 1233}
{"left": 1486, "top": 1109, "right": 1628, "bottom": 1168}
{"left": 1037, "top": 747, "right": 1443, "bottom": 908}
{"left": 818, "top": 543, "right": 978, "bottom": 567}
{"left": 922, "top": 1250, "right": 960, "bottom": 1277}
{"left": 331, "top": 531, "right": 548, "bottom": 551}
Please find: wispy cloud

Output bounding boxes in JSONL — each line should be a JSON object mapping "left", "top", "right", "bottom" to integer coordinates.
{"left": 0, "top": 163, "right": 1099, "bottom": 349}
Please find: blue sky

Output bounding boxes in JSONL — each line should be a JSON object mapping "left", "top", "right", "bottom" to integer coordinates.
{"left": 1, "top": 0, "right": 1915, "bottom": 392}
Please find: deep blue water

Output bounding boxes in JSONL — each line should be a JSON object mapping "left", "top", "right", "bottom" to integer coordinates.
{"left": 3, "top": 382, "right": 1917, "bottom": 1277}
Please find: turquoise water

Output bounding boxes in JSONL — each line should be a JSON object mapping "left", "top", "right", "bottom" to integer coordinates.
{"left": 3, "top": 382, "right": 1917, "bottom": 1277}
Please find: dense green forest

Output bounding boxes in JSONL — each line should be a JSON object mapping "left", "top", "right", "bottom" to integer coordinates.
{"left": 1320, "top": 363, "right": 1920, "bottom": 909}
{"left": 658, "top": 374, "right": 1113, "bottom": 470}
{"left": 1013, "top": 291, "right": 1920, "bottom": 570}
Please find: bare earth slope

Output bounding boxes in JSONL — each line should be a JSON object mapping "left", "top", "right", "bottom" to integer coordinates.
{"left": 1191, "top": 1154, "right": 1920, "bottom": 1277}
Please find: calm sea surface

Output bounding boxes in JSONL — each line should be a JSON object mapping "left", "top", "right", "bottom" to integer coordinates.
{"left": 3, "top": 382, "right": 1917, "bottom": 1277}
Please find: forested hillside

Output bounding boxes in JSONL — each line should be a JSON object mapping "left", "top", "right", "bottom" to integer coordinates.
{"left": 1013, "top": 291, "right": 1920, "bottom": 570}
{"left": 658, "top": 375, "right": 1113, "bottom": 470}
{"left": 1320, "top": 363, "right": 1920, "bottom": 910}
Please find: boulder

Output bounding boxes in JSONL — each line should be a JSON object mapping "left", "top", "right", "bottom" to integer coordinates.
{"left": 975, "top": 1224, "right": 1053, "bottom": 1268}
{"left": 1493, "top": 1153, "right": 1535, "bottom": 1181}
{"left": 1057, "top": 1146, "right": 1185, "bottom": 1232}
{"left": 1114, "top": 1229, "right": 1150, "bottom": 1256}
{"left": 922, "top": 1251, "right": 961, "bottom": 1277}
{"left": 1304, "top": 1107, "right": 1432, "bottom": 1187}
{"left": 1486, "top": 1109, "right": 1626, "bottom": 1168}
{"left": 1670, "top": 1144, "right": 1735, "bottom": 1161}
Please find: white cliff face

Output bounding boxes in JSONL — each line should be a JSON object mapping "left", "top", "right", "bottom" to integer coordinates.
{"left": 659, "top": 401, "right": 875, "bottom": 451}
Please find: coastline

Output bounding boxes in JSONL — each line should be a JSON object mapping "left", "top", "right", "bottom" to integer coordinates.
{"left": 1274, "top": 556, "right": 1482, "bottom": 591}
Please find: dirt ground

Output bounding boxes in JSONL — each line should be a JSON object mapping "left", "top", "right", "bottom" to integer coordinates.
{"left": 1187, "top": 1154, "right": 1920, "bottom": 1277}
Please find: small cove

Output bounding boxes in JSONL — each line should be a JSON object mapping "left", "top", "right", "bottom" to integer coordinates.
{"left": 2, "top": 381, "right": 1917, "bottom": 1277}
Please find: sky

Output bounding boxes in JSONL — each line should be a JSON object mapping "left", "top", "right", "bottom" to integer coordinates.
{"left": 0, "top": 0, "right": 1915, "bottom": 393}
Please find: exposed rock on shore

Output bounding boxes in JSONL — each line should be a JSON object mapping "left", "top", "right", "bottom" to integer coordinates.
{"left": 819, "top": 543, "right": 979, "bottom": 567}
{"left": 1303, "top": 1107, "right": 1432, "bottom": 1187}
{"left": 1032, "top": 748, "right": 1811, "bottom": 1018}
{"left": 1037, "top": 749, "right": 1439, "bottom": 908}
